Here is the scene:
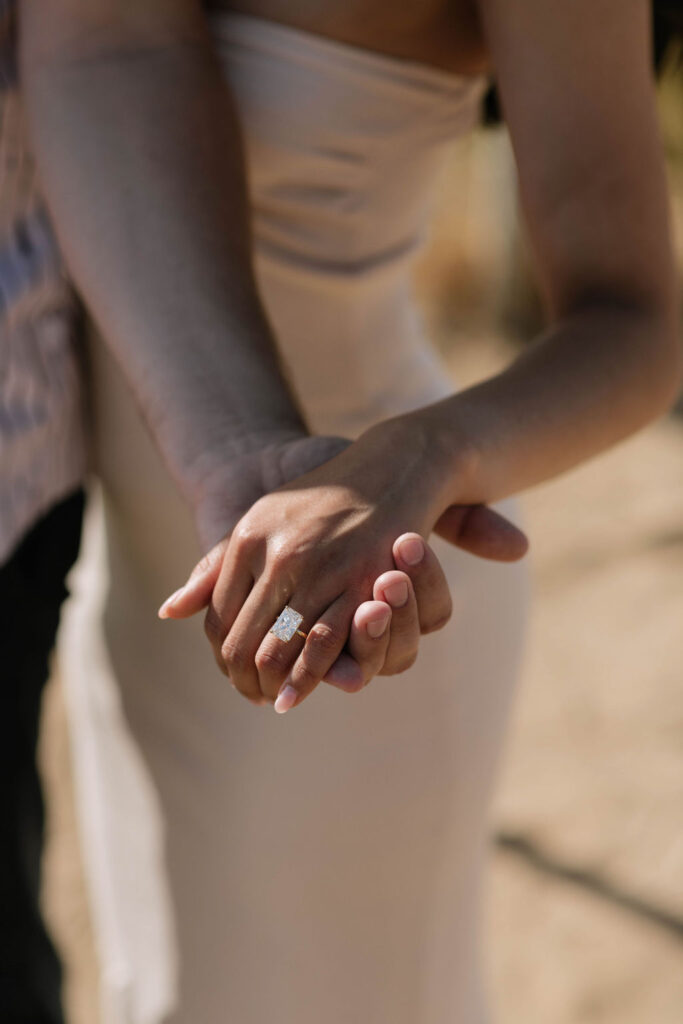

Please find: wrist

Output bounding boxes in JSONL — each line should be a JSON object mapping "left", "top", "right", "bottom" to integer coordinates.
{"left": 184, "top": 424, "right": 309, "bottom": 507}
{"left": 402, "top": 400, "right": 484, "bottom": 514}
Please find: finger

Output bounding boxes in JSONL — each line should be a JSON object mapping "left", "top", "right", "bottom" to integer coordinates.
{"left": 157, "top": 538, "right": 228, "bottom": 619}
{"left": 392, "top": 533, "right": 452, "bottom": 634}
{"left": 372, "top": 570, "right": 420, "bottom": 675}
{"left": 218, "top": 574, "right": 300, "bottom": 704}
{"left": 323, "top": 600, "right": 392, "bottom": 693}
{"left": 253, "top": 600, "right": 313, "bottom": 702}
{"left": 204, "top": 519, "right": 284, "bottom": 704}
{"left": 205, "top": 570, "right": 260, "bottom": 699}
{"left": 434, "top": 504, "right": 529, "bottom": 562}
{"left": 273, "top": 593, "right": 356, "bottom": 713}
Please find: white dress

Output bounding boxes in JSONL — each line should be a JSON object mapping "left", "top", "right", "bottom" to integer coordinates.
{"left": 57, "top": 13, "right": 530, "bottom": 1024}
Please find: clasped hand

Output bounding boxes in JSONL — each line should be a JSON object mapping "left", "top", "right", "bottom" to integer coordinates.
{"left": 159, "top": 413, "right": 527, "bottom": 712}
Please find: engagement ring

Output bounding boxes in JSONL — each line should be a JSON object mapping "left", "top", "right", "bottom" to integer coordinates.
{"left": 270, "top": 605, "right": 308, "bottom": 642}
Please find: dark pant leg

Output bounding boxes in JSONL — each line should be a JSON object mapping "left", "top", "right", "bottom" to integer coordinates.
{"left": 0, "top": 488, "right": 86, "bottom": 1024}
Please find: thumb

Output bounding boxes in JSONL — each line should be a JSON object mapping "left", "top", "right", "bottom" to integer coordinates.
{"left": 433, "top": 504, "right": 529, "bottom": 562}
{"left": 157, "top": 539, "right": 228, "bottom": 619}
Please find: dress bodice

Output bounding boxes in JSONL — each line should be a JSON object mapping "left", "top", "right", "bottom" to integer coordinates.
{"left": 210, "top": 12, "right": 487, "bottom": 435}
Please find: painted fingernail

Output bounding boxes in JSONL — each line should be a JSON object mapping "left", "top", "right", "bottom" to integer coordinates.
{"left": 274, "top": 684, "right": 298, "bottom": 714}
{"left": 367, "top": 611, "right": 391, "bottom": 638}
{"left": 399, "top": 536, "right": 424, "bottom": 566}
{"left": 158, "top": 586, "right": 186, "bottom": 618}
{"left": 384, "top": 580, "right": 409, "bottom": 608}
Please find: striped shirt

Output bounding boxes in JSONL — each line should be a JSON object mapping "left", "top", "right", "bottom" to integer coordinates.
{"left": 0, "top": 2, "right": 88, "bottom": 565}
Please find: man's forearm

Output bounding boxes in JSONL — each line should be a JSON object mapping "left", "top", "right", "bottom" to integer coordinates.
{"left": 20, "top": 6, "right": 307, "bottom": 504}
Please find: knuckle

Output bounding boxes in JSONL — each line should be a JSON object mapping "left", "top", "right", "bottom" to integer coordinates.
{"left": 307, "top": 622, "right": 344, "bottom": 656}
{"left": 294, "top": 659, "right": 320, "bottom": 691}
{"left": 203, "top": 606, "right": 225, "bottom": 644}
{"left": 232, "top": 519, "right": 258, "bottom": 555}
{"left": 261, "top": 552, "right": 298, "bottom": 593}
{"left": 254, "top": 646, "right": 289, "bottom": 675}
{"left": 268, "top": 544, "right": 298, "bottom": 577}
{"left": 220, "top": 635, "right": 250, "bottom": 674}
{"left": 218, "top": 643, "right": 263, "bottom": 704}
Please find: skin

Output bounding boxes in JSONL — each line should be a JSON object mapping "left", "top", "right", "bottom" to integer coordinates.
{"left": 18, "top": 0, "right": 527, "bottom": 704}
{"left": 20, "top": 0, "right": 680, "bottom": 712}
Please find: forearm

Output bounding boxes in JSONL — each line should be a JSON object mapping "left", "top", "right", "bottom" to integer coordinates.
{"left": 20, "top": 9, "right": 306, "bottom": 503}
{"left": 427, "top": 300, "right": 681, "bottom": 506}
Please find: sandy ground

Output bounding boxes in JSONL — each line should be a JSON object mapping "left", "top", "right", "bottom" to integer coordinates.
{"left": 38, "top": 332, "right": 683, "bottom": 1023}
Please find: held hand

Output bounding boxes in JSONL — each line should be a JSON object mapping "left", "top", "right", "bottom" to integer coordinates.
{"left": 318, "top": 533, "right": 456, "bottom": 693}
{"left": 160, "top": 416, "right": 528, "bottom": 709}
{"left": 160, "top": 529, "right": 458, "bottom": 694}
{"left": 324, "top": 513, "right": 528, "bottom": 692}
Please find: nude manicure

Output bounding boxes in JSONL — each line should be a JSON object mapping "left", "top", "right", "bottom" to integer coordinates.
{"left": 274, "top": 684, "right": 298, "bottom": 714}
{"left": 384, "top": 580, "right": 409, "bottom": 608}
{"left": 399, "top": 536, "right": 424, "bottom": 565}
{"left": 367, "top": 612, "right": 390, "bottom": 638}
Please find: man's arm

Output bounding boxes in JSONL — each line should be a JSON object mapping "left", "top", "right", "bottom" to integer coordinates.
{"left": 20, "top": 0, "right": 307, "bottom": 505}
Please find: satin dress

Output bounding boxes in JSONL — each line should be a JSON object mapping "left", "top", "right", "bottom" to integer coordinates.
{"left": 57, "top": 13, "right": 530, "bottom": 1023}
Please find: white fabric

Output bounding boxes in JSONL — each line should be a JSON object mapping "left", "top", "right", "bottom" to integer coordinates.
{"left": 57, "top": 13, "right": 530, "bottom": 1023}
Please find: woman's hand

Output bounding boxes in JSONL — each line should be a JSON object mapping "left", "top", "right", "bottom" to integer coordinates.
{"left": 160, "top": 413, "right": 528, "bottom": 710}
{"left": 167, "top": 430, "right": 495, "bottom": 699}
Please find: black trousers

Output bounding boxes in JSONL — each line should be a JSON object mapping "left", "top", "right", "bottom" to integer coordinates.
{"left": 0, "top": 487, "right": 86, "bottom": 1024}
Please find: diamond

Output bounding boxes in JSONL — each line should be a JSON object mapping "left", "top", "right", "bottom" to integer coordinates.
{"left": 270, "top": 605, "right": 304, "bottom": 642}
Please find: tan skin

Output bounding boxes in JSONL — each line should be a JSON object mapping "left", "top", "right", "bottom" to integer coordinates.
{"left": 22, "top": 0, "right": 680, "bottom": 712}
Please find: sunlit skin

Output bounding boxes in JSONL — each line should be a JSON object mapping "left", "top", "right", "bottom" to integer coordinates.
{"left": 22, "top": 0, "right": 680, "bottom": 711}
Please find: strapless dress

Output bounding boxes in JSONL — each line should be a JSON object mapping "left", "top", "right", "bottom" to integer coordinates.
{"left": 57, "top": 12, "right": 530, "bottom": 1023}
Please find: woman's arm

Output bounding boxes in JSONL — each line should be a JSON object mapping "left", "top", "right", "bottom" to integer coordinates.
{"left": 425, "top": 0, "right": 680, "bottom": 509}
{"left": 185, "top": 0, "right": 680, "bottom": 712}
{"left": 19, "top": 0, "right": 308, "bottom": 504}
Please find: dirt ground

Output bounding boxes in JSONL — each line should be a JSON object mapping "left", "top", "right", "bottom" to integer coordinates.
{"left": 38, "top": 332, "right": 683, "bottom": 1023}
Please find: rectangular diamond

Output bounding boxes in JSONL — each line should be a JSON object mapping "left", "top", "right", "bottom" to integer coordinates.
{"left": 270, "top": 605, "right": 303, "bottom": 642}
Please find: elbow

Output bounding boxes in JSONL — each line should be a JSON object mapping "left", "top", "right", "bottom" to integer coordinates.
{"left": 551, "top": 254, "right": 682, "bottom": 420}
{"left": 560, "top": 284, "right": 682, "bottom": 424}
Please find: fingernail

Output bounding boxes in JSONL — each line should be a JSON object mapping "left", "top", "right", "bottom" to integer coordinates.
{"left": 158, "top": 586, "right": 186, "bottom": 618}
{"left": 384, "top": 580, "right": 408, "bottom": 608}
{"left": 367, "top": 611, "right": 390, "bottom": 638}
{"left": 399, "top": 536, "right": 424, "bottom": 566}
{"left": 274, "top": 684, "right": 298, "bottom": 714}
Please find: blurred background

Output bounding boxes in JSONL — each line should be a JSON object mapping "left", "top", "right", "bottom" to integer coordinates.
{"left": 40, "top": 44, "right": 683, "bottom": 1024}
